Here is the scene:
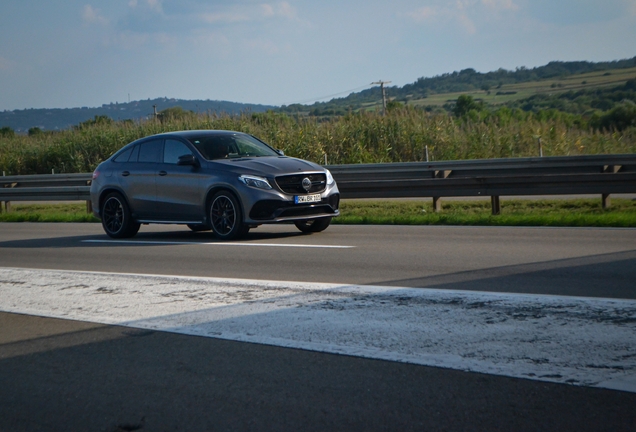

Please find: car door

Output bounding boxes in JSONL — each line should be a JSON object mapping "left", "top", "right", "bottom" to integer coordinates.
{"left": 154, "top": 138, "right": 204, "bottom": 222}
{"left": 116, "top": 139, "right": 162, "bottom": 219}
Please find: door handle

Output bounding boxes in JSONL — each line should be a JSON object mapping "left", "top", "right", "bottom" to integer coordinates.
{"left": 158, "top": 171, "right": 167, "bottom": 176}
{"left": 121, "top": 171, "right": 130, "bottom": 177}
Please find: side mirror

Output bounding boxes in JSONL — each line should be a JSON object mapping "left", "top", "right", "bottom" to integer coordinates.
{"left": 276, "top": 149, "right": 285, "bottom": 156}
{"left": 177, "top": 154, "right": 200, "bottom": 167}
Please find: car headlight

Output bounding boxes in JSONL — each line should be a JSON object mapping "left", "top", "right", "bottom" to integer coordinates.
{"left": 239, "top": 174, "right": 272, "bottom": 190}
{"left": 325, "top": 169, "right": 335, "bottom": 185}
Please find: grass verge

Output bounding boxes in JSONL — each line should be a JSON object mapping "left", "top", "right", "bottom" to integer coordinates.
{"left": 333, "top": 198, "right": 636, "bottom": 228}
{"left": 0, "top": 199, "right": 635, "bottom": 227}
{"left": 0, "top": 203, "right": 99, "bottom": 223}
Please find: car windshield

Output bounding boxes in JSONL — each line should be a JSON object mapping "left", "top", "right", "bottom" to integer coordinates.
{"left": 188, "top": 133, "right": 279, "bottom": 160}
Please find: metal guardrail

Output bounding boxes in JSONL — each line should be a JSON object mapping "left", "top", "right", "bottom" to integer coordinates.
{"left": 0, "top": 173, "right": 92, "bottom": 213}
{"left": 1, "top": 154, "right": 635, "bottom": 215}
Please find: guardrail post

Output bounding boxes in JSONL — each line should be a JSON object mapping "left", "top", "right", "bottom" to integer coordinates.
{"left": 603, "top": 165, "right": 621, "bottom": 173}
{"left": 3, "top": 201, "right": 10, "bottom": 213}
{"left": 432, "top": 170, "right": 452, "bottom": 213}
{"left": 491, "top": 196, "right": 501, "bottom": 215}
{"left": 601, "top": 165, "right": 621, "bottom": 209}
{"left": 602, "top": 194, "right": 611, "bottom": 209}
{"left": 86, "top": 200, "right": 93, "bottom": 214}
{"left": 432, "top": 197, "right": 442, "bottom": 212}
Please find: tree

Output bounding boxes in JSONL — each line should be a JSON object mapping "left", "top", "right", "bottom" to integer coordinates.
{"left": 28, "top": 127, "right": 43, "bottom": 136}
{"left": 453, "top": 95, "right": 481, "bottom": 117}
{"left": 0, "top": 126, "right": 15, "bottom": 138}
{"left": 386, "top": 100, "right": 404, "bottom": 112}
{"left": 595, "top": 102, "right": 636, "bottom": 131}
{"left": 75, "top": 115, "right": 113, "bottom": 130}
{"left": 158, "top": 106, "right": 193, "bottom": 123}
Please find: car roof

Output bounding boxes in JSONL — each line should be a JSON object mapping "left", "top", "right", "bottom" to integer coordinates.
{"left": 154, "top": 130, "right": 244, "bottom": 139}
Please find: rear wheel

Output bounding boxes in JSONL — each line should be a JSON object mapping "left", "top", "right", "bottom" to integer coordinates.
{"left": 209, "top": 191, "right": 246, "bottom": 240}
{"left": 294, "top": 217, "right": 332, "bottom": 233}
{"left": 101, "top": 192, "right": 140, "bottom": 238}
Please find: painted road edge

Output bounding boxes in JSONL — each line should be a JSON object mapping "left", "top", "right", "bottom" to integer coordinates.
{"left": 1, "top": 267, "right": 635, "bottom": 393}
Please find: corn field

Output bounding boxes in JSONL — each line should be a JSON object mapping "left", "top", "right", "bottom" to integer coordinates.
{"left": 1, "top": 109, "right": 634, "bottom": 175}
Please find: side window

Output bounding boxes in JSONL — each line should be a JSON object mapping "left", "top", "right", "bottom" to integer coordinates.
{"left": 163, "top": 139, "right": 192, "bottom": 164}
{"left": 112, "top": 146, "right": 133, "bottom": 163}
{"left": 129, "top": 144, "right": 139, "bottom": 162}
{"left": 138, "top": 139, "right": 163, "bottom": 163}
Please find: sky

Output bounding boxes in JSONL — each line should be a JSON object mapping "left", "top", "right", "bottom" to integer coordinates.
{"left": 1, "top": 0, "right": 635, "bottom": 111}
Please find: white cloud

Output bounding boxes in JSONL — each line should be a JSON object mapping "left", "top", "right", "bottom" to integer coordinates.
{"left": 257, "top": 2, "right": 299, "bottom": 20}
{"left": 198, "top": 2, "right": 300, "bottom": 25}
{"left": 482, "top": 0, "right": 518, "bottom": 11}
{"left": 261, "top": 4, "right": 275, "bottom": 18}
{"left": 127, "top": 0, "right": 163, "bottom": 14}
{"left": 82, "top": 5, "right": 108, "bottom": 26}
{"left": 200, "top": 12, "right": 251, "bottom": 24}
{"left": 406, "top": 6, "right": 438, "bottom": 23}
{"left": 458, "top": 13, "right": 477, "bottom": 34}
{"left": 145, "top": 0, "right": 162, "bottom": 13}
{"left": 404, "top": 0, "right": 519, "bottom": 33}
{"left": 274, "top": 2, "right": 297, "bottom": 20}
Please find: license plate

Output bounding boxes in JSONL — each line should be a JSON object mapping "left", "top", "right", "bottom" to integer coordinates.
{"left": 294, "top": 194, "right": 322, "bottom": 204}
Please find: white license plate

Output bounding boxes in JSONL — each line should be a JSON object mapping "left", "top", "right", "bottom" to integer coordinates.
{"left": 294, "top": 194, "right": 322, "bottom": 204}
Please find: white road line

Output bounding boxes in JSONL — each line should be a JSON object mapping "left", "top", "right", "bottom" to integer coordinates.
{"left": 1, "top": 267, "right": 635, "bottom": 393}
{"left": 82, "top": 240, "right": 354, "bottom": 249}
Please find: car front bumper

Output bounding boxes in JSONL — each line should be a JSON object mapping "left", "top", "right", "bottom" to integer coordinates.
{"left": 240, "top": 182, "right": 340, "bottom": 225}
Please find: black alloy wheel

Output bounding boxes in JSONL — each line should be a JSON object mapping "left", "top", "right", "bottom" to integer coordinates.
{"left": 101, "top": 192, "right": 140, "bottom": 238}
{"left": 209, "top": 191, "right": 247, "bottom": 240}
{"left": 294, "top": 217, "right": 332, "bottom": 233}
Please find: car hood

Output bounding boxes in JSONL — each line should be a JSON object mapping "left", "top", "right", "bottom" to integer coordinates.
{"left": 211, "top": 156, "right": 325, "bottom": 176}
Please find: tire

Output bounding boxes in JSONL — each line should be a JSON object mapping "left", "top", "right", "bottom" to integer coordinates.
{"left": 187, "top": 223, "right": 211, "bottom": 232}
{"left": 294, "top": 217, "right": 332, "bottom": 233}
{"left": 101, "top": 192, "right": 140, "bottom": 238}
{"left": 209, "top": 191, "right": 246, "bottom": 240}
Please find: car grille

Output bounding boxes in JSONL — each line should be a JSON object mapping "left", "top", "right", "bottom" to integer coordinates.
{"left": 249, "top": 194, "right": 340, "bottom": 220}
{"left": 275, "top": 174, "right": 326, "bottom": 194}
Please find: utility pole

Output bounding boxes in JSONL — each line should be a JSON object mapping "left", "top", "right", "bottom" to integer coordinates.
{"left": 371, "top": 80, "right": 391, "bottom": 115}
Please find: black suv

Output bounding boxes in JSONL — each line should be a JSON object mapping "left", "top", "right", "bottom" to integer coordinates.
{"left": 90, "top": 130, "right": 340, "bottom": 240}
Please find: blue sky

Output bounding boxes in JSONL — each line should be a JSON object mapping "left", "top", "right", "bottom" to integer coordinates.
{"left": 1, "top": 0, "right": 635, "bottom": 111}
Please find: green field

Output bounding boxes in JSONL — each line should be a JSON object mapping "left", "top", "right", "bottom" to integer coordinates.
{"left": 404, "top": 66, "right": 636, "bottom": 107}
{"left": 2, "top": 199, "right": 635, "bottom": 228}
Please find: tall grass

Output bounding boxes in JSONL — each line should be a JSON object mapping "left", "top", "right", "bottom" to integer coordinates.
{"left": 1, "top": 109, "right": 634, "bottom": 175}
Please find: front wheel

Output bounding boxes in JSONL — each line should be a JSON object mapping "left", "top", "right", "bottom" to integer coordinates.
{"left": 294, "top": 217, "right": 332, "bottom": 233}
{"left": 101, "top": 192, "right": 140, "bottom": 238}
{"left": 209, "top": 191, "right": 246, "bottom": 240}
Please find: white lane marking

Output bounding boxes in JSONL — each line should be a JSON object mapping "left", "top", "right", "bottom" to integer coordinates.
{"left": 1, "top": 267, "right": 635, "bottom": 393}
{"left": 82, "top": 240, "right": 354, "bottom": 249}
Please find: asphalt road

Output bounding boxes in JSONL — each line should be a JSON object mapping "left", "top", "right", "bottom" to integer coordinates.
{"left": 1, "top": 223, "right": 636, "bottom": 431}
{"left": 0, "top": 222, "right": 635, "bottom": 298}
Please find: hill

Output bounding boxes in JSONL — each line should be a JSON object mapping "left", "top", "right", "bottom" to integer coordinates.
{"left": 2, "top": 56, "right": 635, "bottom": 133}
{"left": 281, "top": 57, "right": 636, "bottom": 116}
{"left": 0, "top": 98, "right": 275, "bottom": 133}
